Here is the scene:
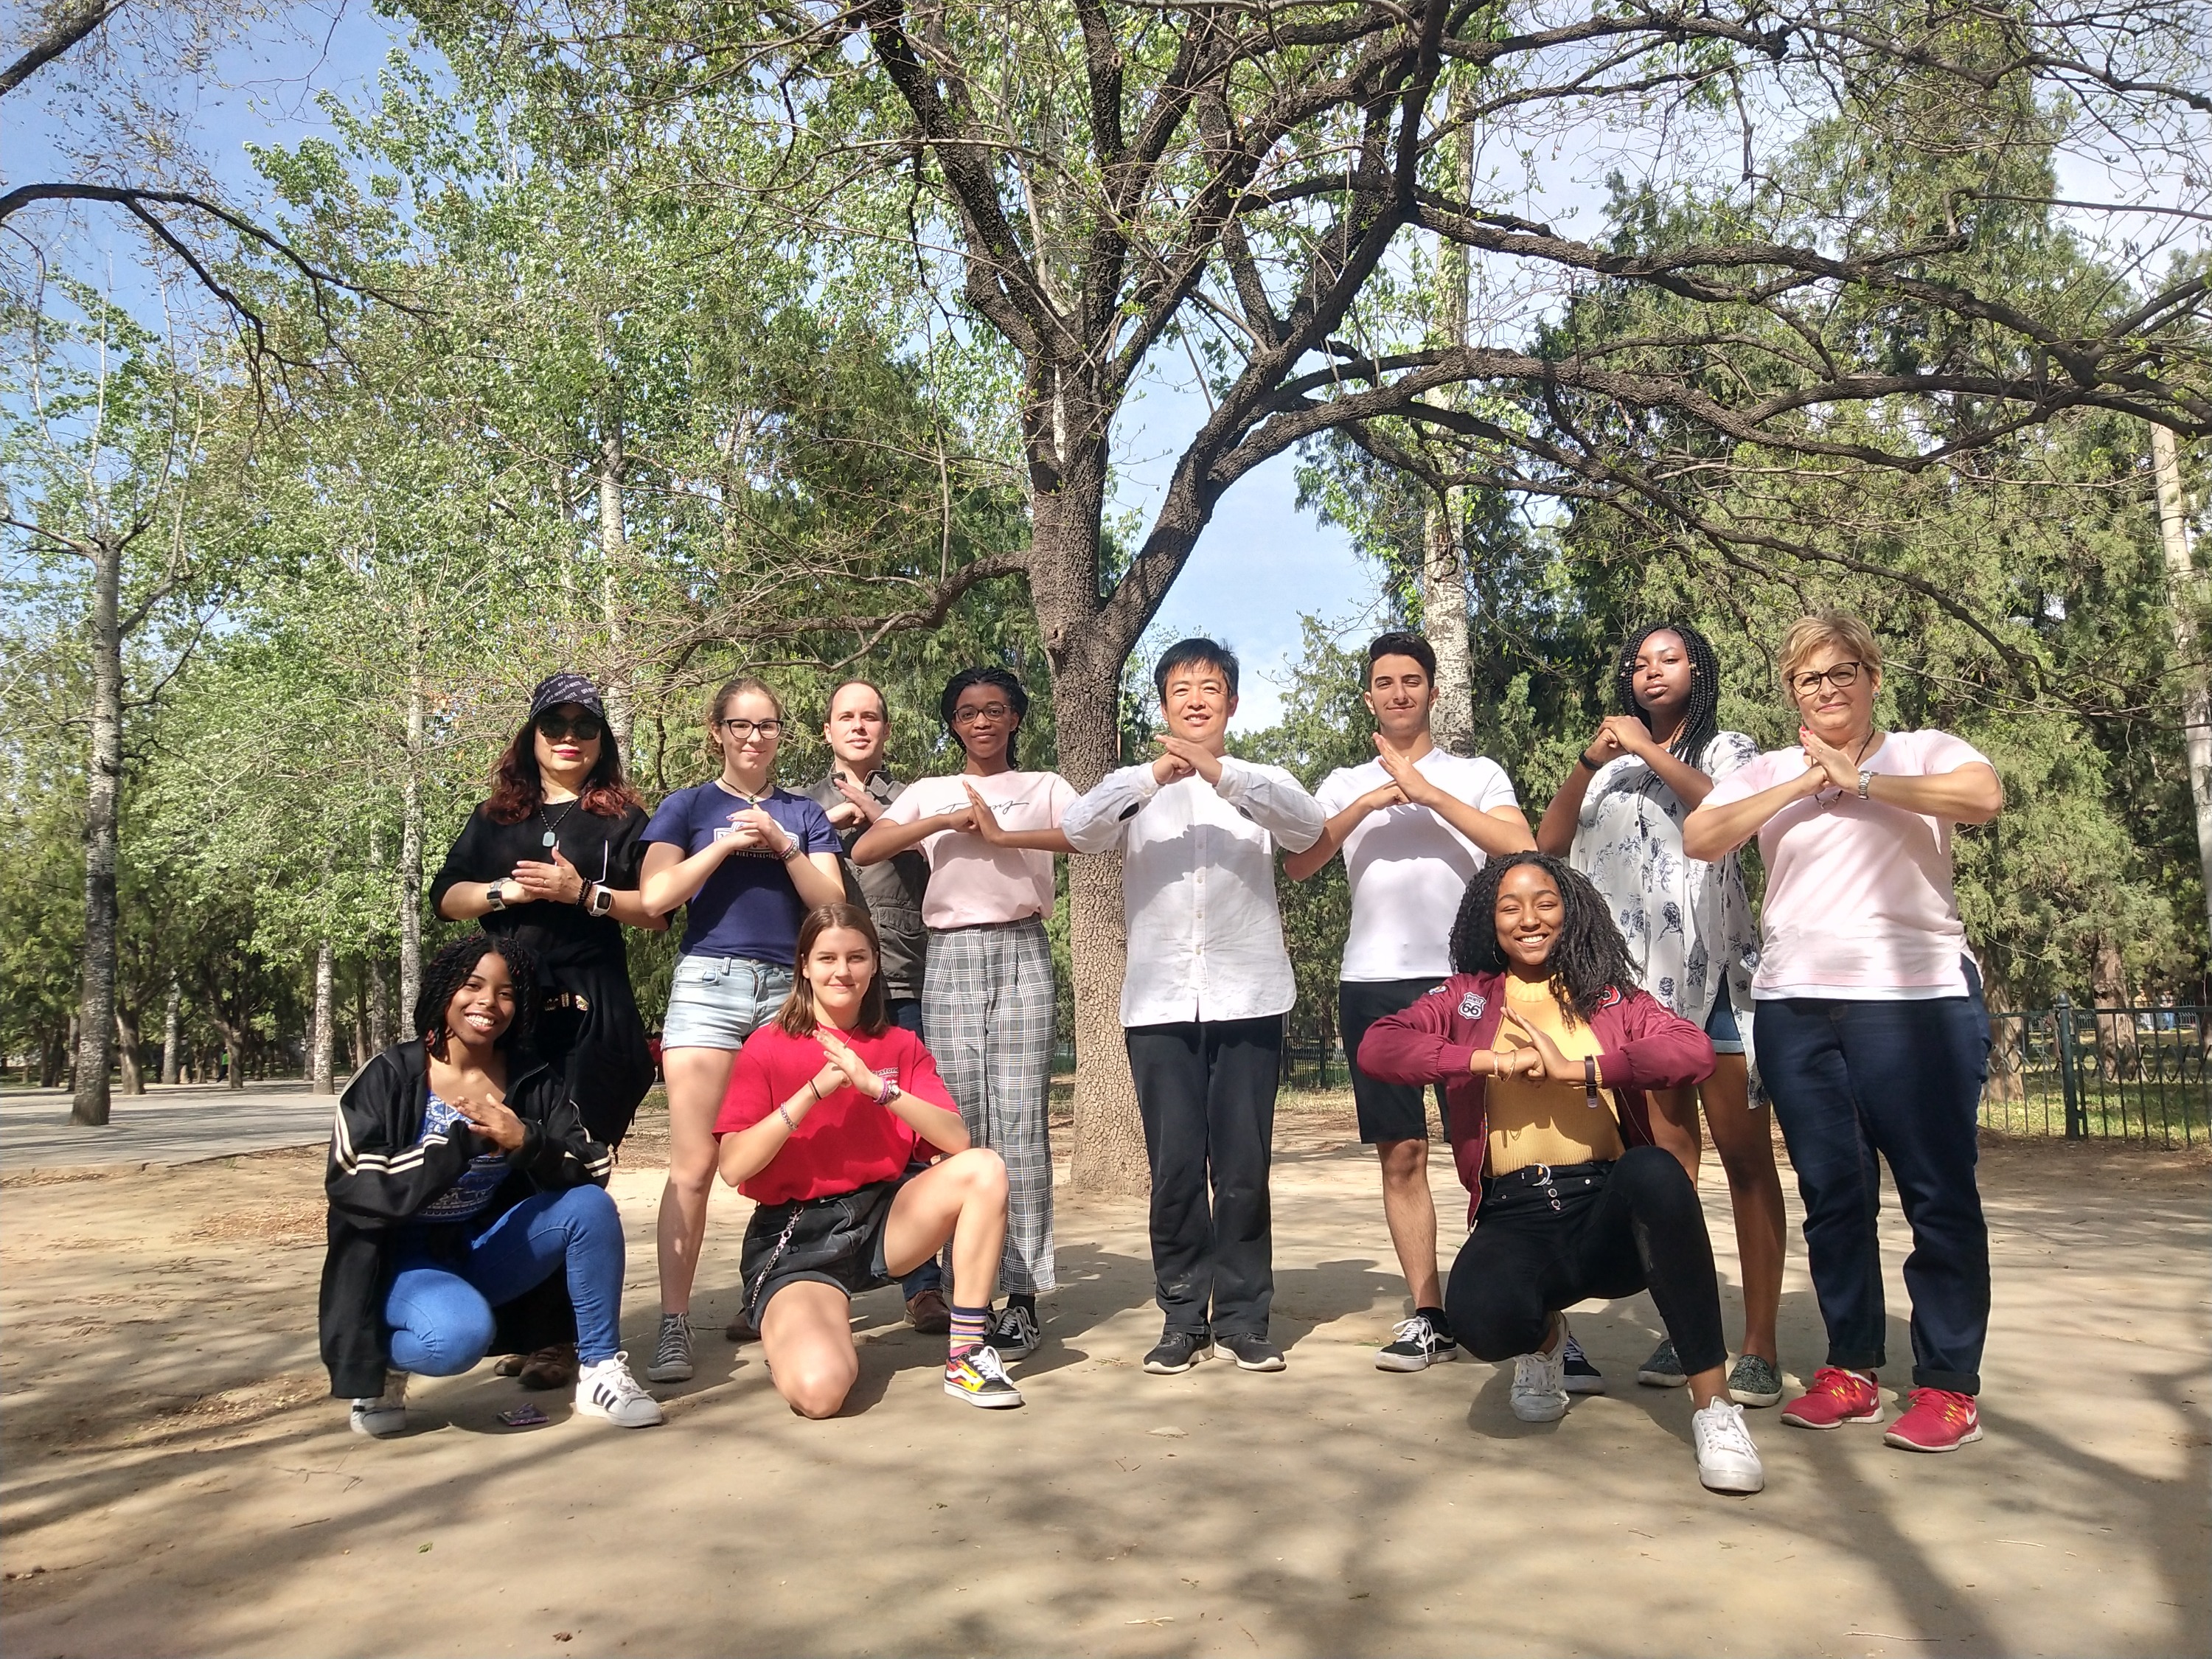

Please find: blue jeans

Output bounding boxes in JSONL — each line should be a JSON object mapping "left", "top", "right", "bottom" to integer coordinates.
{"left": 385, "top": 1186, "right": 626, "bottom": 1374}
{"left": 888, "top": 996, "right": 942, "bottom": 1300}
{"left": 1753, "top": 969, "right": 1992, "bottom": 1393}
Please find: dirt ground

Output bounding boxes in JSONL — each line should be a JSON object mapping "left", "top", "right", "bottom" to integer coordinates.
{"left": 2, "top": 1094, "right": 2205, "bottom": 1659}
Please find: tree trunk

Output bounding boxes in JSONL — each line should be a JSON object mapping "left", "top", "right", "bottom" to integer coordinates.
{"left": 114, "top": 1006, "right": 144, "bottom": 1094}
{"left": 1421, "top": 494, "right": 1475, "bottom": 755}
{"left": 399, "top": 605, "right": 426, "bottom": 1026}
{"left": 597, "top": 397, "right": 635, "bottom": 757}
{"left": 2092, "top": 934, "right": 2139, "bottom": 1082}
{"left": 2151, "top": 422, "right": 2212, "bottom": 945}
{"left": 311, "top": 938, "right": 335, "bottom": 1093}
{"left": 41, "top": 1025, "right": 66, "bottom": 1088}
{"left": 1982, "top": 975, "right": 2022, "bottom": 1106}
{"left": 159, "top": 978, "right": 181, "bottom": 1085}
{"left": 72, "top": 529, "right": 124, "bottom": 1127}
{"left": 369, "top": 957, "right": 392, "bottom": 1054}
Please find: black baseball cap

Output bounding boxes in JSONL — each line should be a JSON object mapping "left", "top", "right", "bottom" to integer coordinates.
{"left": 528, "top": 671, "right": 607, "bottom": 723}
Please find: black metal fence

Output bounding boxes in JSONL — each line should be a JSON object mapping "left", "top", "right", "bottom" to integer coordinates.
{"left": 1982, "top": 999, "right": 2207, "bottom": 1148}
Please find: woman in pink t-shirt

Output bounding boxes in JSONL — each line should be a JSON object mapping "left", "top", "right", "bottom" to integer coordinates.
{"left": 1685, "top": 613, "right": 2004, "bottom": 1455}
{"left": 715, "top": 902, "right": 1023, "bottom": 1414}
{"left": 852, "top": 667, "right": 1074, "bottom": 1360}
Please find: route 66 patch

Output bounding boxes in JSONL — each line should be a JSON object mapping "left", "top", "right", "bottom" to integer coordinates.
{"left": 1458, "top": 991, "right": 1486, "bottom": 1020}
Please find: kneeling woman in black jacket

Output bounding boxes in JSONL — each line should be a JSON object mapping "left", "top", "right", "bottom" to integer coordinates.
{"left": 321, "top": 933, "right": 661, "bottom": 1436}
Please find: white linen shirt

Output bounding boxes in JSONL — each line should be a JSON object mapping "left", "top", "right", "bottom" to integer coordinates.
{"left": 1062, "top": 756, "right": 1326, "bottom": 1028}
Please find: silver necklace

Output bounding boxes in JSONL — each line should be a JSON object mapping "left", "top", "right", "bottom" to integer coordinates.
{"left": 536, "top": 799, "right": 580, "bottom": 849}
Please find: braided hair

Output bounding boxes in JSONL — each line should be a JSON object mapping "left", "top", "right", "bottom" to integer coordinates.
{"left": 412, "top": 933, "right": 538, "bottom": 1060}
{"left": 1447, "top": 852, "right": 1641, "bottom": 1022}
{"left": 939, "top": 666, "right": 1029, "bottom": 765}
{"left": 1615, "top": 621, "right": 1721, "bottom": 767}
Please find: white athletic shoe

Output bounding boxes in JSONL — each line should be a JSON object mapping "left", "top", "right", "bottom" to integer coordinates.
{"left": 1692, "top": 1399, "right": 1766, "bottom": 1494}
{"left": 349, "top": 1371, "right": 409, "bottom": 1438}
{"left": 574, "top": 1352, "right": 664, "bottom": 1428}
{"left": 1510, "top": 1343, "right": 1570, "bottom": 1422}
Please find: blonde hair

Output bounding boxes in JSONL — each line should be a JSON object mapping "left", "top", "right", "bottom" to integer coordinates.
{"left": 1778, "top": 612, "right": 1882, "bottom": 693}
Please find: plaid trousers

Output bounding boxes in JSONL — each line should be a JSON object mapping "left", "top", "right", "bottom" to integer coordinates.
{"left": 922, "top": 917, "right": 1057, "bottom": 1294}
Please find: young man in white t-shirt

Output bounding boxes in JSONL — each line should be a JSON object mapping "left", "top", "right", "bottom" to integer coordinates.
{"left": 1286, "top": 632, "right": 1534, "bottom": 1371}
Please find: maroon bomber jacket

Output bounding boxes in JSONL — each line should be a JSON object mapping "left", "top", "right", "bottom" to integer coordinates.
{"left": 1356, "top": 971, "right": 1717, "bottom": 1223}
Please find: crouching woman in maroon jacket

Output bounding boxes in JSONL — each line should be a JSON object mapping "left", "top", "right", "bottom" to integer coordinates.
{"left": 1359, "top": 852, "right": 1764, "bottom": 1495}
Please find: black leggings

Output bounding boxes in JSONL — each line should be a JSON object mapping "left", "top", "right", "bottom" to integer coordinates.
{"left": 1445, "top": 1146, "right": 1727, "bottom": 1375}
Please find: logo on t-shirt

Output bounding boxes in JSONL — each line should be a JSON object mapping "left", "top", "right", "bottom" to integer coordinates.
{"left": 1458, "top": 990, "right": 1486, "bottom": 1020}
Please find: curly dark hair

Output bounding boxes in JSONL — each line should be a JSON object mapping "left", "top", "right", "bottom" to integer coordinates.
{"left": 939, "top": 666, "right": 1029, "bottom": 765}
{"left": 1615, "top": 621, "right": 1722, "bottom": 767}
{"left": 1447, "top": 852, "right": 1641, "bottom": 1021}
{"left": 412, "top": 933, "right": 538, "bottom": 1060}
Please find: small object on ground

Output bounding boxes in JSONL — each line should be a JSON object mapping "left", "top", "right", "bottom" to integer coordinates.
{"left": 574, "top": 1352, "right": 664, "bottom": 1427}
{"left": 1728, "top": 1353, "right": 1784, "bottom": 1408}
{"left": 986, "top": 1301, "right": 1040, "bottom": 1360}
{"left": 1376, "top": 1312, "right": 1458, "bottom": 1372}
{"left": 1560, "top": 1324, "right": 1606, "bottom": 1394}
{"left": 1636, "top": 1337, "right": 1686, "bottom": 1388}
{"left": 518, "top": 1342, "right": 578, "bottom": 1391}
{"left": 1883, "top": 1387, "right": 1982, "bottom": 1452}
{"left": 349, "top": 1371, "right": 410, "bottom": 1439}
{"left": 495, "top": 1404, "right": 549, "bottom": 1428}
{"left": 1214, "top": 1333, "right": 1286, "bottom": 1372}
{"left": 1142, "top": 1330, "right": 1210, "bottom": 1375}
{"left": 904, "top": 1287, "right": 950, "bottom": 1335}
{"left": 1511, "top": 1344, "right": 1569, "bottom": 1422}
{"left": 1780, "top": 1366, "right": 1883, "bottom": 1430}
{"left": 1691, "top": 1400, "right": 1766, "bottom": 1494}
{"left": 944, "top": 1344, "right": 1024, "bottom": 1408}
{"left": 646, "top": 1313, "right": 693, "bottom": 1382}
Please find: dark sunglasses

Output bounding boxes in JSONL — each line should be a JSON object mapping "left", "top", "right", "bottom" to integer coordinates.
{"left": 538, "top": 714, "right": 605, "bottom": 742}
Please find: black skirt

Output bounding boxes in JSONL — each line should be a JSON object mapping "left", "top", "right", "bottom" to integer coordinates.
{"left": 739, "top": 1180, "right": 902, "bottom": 1313}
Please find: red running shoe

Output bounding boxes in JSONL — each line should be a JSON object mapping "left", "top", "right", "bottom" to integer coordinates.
{"left": 1779, "top": 1366, "right": 1882, "bottom": 1429}
{"left": 1884, "top": 1388, "right": 1982, "bottom": 1452}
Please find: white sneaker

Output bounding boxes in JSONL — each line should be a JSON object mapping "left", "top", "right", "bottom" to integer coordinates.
{"left": 1510, "top": 1343, "right": 1569, "bottom": 1422}
{"left": 1692, "top": 1399, "right": 1766, "bottom": 1494}
{"left": 349, "top": 1371, "right": 409, "bottom": 1438}
{"left": 575, "top": 1352, "right": 664, "bottom": 1428}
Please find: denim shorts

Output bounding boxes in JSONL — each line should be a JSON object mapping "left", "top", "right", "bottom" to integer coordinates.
{"left": 1704, "top": 992, "right": 1745, "bottom": 1056}
{"left": 661, "top": 955, "right": 793, "bottom": 1051}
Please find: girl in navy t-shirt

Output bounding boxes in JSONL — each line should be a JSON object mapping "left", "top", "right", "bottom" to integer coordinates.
{"left": 637, "top": 675, "right": 845, "bottom": 1386}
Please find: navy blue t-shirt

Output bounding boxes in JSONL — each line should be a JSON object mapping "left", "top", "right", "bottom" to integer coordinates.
{"left": 643, "top": 782, "right": 840, "bottom": 965}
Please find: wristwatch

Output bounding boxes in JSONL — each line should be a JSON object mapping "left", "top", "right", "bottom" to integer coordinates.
{"left": 485, "top": 880, "right": 509, "bottom": 912}
{"left": 1856, "top": 767, "right": 1875, "bottom": 800}
{"left": 584, "top": 881, "right": 614, "bottom": 918}
{"left": 877, "top": 1078, "right": 902, "bottom": 1109}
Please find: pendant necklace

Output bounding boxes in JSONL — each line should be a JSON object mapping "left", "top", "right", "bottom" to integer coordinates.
{"left": 537, "top": 799, "right": 580, "bottom": 849}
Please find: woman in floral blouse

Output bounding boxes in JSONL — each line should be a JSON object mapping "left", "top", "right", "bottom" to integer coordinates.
{"left": 1536, "top": 621, "right": 1785, "bottom": 1410}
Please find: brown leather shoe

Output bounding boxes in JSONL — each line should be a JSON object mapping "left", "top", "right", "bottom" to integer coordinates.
{"left": 492, "top": 1353, "right": 527, "bottom": 1378}
{"left": 905, "top": 1287, "right": 951, "bottom": 1335}
{"left": 515, "top": 1342, "right": 577, "bottom": 1391}
{"left": 724, "top": 1310, "right": 756, "bottom": 1343}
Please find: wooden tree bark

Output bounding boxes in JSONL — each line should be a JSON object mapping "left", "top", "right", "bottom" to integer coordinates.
{"left": 398, "top": 601, "right": 427, "bottom": 1026}
{"left": 159, "top": 978, "right": 181, "bottom": 1085}
{"left": 1421, "top": 113, "right": 1477, "bottom": 755}
{"left": 2152, "top": 422, "right": 2212, "bottom": 945}
{"left": 114, "top": 1007, "right": 144, "bottom": 1093}
{"left": 311, "top": 937, "right": 336, "bottom": 1093}
{"left": 597, "top": 387, "right": 636, "bottom": 757}
{"left": 71, "top": 529, "right": 123, "bottom": 1127}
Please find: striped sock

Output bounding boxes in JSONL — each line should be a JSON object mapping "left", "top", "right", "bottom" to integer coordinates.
{"left": 948, "top": 1303, "right": 991, "bottom": 1358}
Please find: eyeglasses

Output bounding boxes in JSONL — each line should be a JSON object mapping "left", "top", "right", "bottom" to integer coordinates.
{"left": 951, "top": 703, "right": 1013, "bottom": 726}
{"left": 1788, "top": 661, "right": 1865, "bottom": 695}
{"left": 717, "top": 718, "right": 783, "bottom": 740}
{"left": 538, "top": 715, "right": 603, "bottom": 741}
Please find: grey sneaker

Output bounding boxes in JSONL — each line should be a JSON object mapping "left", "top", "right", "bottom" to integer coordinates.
{"left": 1559, "top": 1321, "right": 1606, "bottom": 1395}
{"left": 349, "top": 1371, "right": 409, "bottom": 1438}
{"left": 1728, "top": 1352, "right": 1785, "bottom": 1408}
{"left": 1142, "top": 1330, "right": 1211, "bottom": 1374}
{"left": 646, "top": 1312, "right": 694, "bottom": 1382}
{"left": 1510, "top": 1343, "right": 1569, "bottom": 1422}
{"left": 574, "top": 1352, "right": 664, "bottom": 1428}
{"left": 1216, "top": 1333, "right": 1286, "bottom": 1372}
{"left": 1637, "top": 1337, "right": 1686, "bottom": 1388}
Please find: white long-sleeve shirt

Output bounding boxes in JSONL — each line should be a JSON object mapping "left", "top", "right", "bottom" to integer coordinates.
{"left": 1061, "top": 755, "right": 1326, "bottom": 1028}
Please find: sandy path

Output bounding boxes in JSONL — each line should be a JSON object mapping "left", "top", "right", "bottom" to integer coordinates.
{"left": 1, "top": 1101, "right": 2205, "bottom": 1658}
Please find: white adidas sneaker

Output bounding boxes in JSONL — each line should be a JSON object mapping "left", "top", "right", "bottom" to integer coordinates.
{"left": 574, "top": 1352, "right": 664, "bottom": 1428}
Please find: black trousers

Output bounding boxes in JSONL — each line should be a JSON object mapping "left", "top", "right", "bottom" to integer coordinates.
{"left": 1446, "top": 1146, "right": 1727, "bottom": 1375}
{"left": 1124, "top": 1016, "right": 1283, "bottom": 1338}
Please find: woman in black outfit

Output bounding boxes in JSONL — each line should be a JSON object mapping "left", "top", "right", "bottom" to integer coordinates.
{"left": 429, "top": 672, "right": 664, "bottom": 1388}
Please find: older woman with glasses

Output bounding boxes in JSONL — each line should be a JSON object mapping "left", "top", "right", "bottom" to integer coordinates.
{"left": 852, "top": 666, "right": 1074, "bottom": 1360}
{"left": 636, "top": 675, "right": 847, "bottom": 1386}
{"left": 430, "top": 672, "right": 666, "bottom": 1392}
{"left": 1684, "top": 613, "right": 2004, "bottom": 1455}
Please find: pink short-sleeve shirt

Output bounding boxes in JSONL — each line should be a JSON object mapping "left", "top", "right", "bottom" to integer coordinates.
{"left": 877, "top": 771, "right": 1074, "bottom": 930}
{"left": 1702, "top": 729, "right": 1994, "bottom": 999}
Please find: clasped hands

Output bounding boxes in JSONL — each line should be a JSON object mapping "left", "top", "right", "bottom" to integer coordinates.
{"left": 1795, "top": 725, "right": 1866, "bottom": 796}
{"left": 1474, "top": 1013, "right": 1587, "bottom": 1085}
{"left": 810, "top": 1026, "right": 887, "bottom": 1103}
{"left": 712, "top": 807, "right": 795, "bottom": 855}
{"left": 505, "top": 847, "right": 586, "bottom": 905}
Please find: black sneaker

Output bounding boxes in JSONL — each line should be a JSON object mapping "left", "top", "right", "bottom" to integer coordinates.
{"left": 1560, "top": 1322, "right": 1606, "bottom": 1395}
{"left": 1215, "top": 1333, "right": 1286, "bottom": 1372}
{"left": 986, "top": 1302, "right": 1040, "bottom": 1360}
{"left": 1376, "top": 1312, "right": 1459, "bottom": 1373}
{"left": 1142, "top": 1330, "right": 1211, "bottom": 1374}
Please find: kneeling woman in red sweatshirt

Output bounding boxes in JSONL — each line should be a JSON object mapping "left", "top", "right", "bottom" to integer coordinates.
{"left": 717, "top": 902, "right": 1021, "bottom": 1415}
{"left": 1358, "top": 852, "right": 1764, "bottom": 1495}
